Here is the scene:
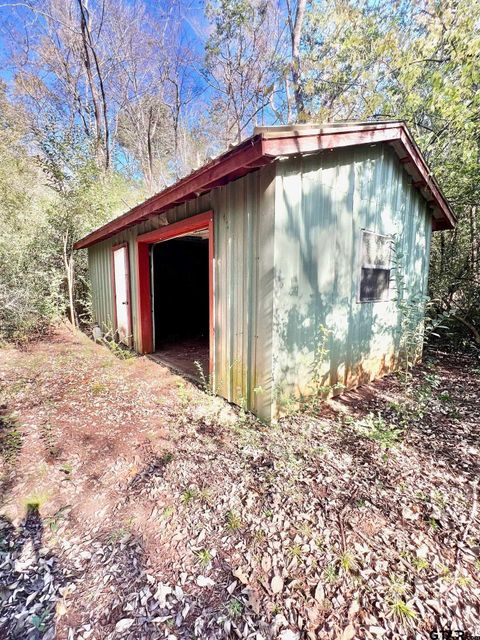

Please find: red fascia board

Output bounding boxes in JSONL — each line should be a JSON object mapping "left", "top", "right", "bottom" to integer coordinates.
{"left": 398, "top": 128, "right": 455, "bottom": 229}
{"left": 136, "top": 210, "right": 213, "bottom": 245}
{"left": 74, "top": 137, "right": 265, "bottom": 249}
{"left": 135, "top": 210, "right": 214, "bottom": 356}
{"left": 262, "top": 126, "right": 403, "bottom": 157}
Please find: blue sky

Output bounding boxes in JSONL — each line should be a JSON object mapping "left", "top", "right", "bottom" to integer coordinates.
{"left": 0, "top": 0, "right": 212, "bottom": 85}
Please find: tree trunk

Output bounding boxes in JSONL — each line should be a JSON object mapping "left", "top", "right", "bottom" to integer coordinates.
{"left": 289, "top": 0, "right": 306, "bottom": 121}
{"left": 470, "top": 205, "right": 477, "bottom": 269}
{"left": 77, "top": 0, "right": 110, "bottom": 171}
{"left": 63, "top": 233, "right": 76, "bottom": 330}
{"left": 452, "top": 314, "right": 480, "bottom": 345}
{"left": 147, "top": 106, "right": 154, "bottom": 193}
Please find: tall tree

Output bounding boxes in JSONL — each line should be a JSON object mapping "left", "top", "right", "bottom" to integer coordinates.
{"left": 203, "top": 0, "right": 284, "bottom": 145}
{"left": 285, "top": 0, "right": 307, "bottom": 121}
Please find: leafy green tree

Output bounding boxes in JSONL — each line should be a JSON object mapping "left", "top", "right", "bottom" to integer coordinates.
{"left": 298, "top": 0, "right": 480, "bottom": 345}
{"left": 0, "top": 85, "right": 141, "bottom": 341}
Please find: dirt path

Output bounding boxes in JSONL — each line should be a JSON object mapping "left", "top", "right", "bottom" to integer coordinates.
{"left": 0, "top": 328, "right": 479, "bottom": 639}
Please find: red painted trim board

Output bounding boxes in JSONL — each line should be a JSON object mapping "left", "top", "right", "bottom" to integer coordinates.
{"left": 135, "top": 211, "right": 215, "bottom": 377}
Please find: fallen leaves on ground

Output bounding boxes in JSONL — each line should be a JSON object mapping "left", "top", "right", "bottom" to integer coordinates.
{"left": 0, "top": 327, "right": 479, "bottom": 639}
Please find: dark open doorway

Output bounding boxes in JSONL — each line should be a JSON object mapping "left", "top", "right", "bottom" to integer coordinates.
{"left": 151, "top": 231, "right": 210, "bottom": 378}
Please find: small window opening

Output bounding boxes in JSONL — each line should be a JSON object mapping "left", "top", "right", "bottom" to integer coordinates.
{"left": 359, "top": 230, "right": 392, "bottom": 302}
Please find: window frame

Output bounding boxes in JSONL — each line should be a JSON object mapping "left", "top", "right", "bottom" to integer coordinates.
{"left": 357, "top": 229, "right": 393, "bottom": 304}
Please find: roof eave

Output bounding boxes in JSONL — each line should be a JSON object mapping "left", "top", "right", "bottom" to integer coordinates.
{"left": 74, "top": 134, "right": 266, "bottom": 249}
{"left": 74, "top": 121, "right": 455, "bottom": 249}
{"left": 260, "top": 123, "right": 455, "bottom": 230}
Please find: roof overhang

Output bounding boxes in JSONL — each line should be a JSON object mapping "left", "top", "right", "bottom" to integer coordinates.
{"left": 74, "top": 121, "right": 455, "bottom": 250}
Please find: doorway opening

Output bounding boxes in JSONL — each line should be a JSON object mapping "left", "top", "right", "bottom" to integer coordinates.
{"left": 151, "top": 230, "right": 210, "bottom": 378}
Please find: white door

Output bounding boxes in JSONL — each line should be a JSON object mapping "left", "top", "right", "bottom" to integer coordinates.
{"left": 113, "top": 245, "right": 131, "bottom": 344}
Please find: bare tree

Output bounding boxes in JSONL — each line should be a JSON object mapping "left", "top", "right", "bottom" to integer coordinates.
{"left": 285, "top": 0, "right": 306, "bottom": 121}
{"left": 203, "top": 0, "right": 284, "bottom": 146}
{"left": 76, "top": 0, "right": 110, "bottom": 169}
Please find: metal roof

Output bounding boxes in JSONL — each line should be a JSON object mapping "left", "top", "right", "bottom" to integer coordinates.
{"left": 74, "top": 120, "right": 455, "bottom": 249}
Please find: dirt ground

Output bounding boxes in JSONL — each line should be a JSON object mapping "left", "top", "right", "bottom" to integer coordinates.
{"left": 0, "top": 326, "right": 479, "bottom": 640}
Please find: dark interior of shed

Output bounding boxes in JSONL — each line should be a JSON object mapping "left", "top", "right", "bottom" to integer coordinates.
{"left": 151, "top": 235, "right": 209, "bottom": 377}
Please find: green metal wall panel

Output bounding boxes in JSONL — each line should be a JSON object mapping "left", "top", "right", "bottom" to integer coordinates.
{"left": 271, "top": 145, "right": 432, "bottom": 413}
{"left": 87, "top": 143, "right": 433, "bottom": 422}
{"left": 87, "top": 166, "right": 276, "bottom": 422}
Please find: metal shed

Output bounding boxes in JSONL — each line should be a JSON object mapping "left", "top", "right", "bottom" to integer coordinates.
{"left": 74, "top": 121, "right": 455, "bottom": 422}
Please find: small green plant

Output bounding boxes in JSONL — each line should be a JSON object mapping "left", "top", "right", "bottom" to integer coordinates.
{"left": 194, "top": 548, "right": 213, "bottom": 567}
{"left": 387, "top": 573, "right": 410, "bottom": 598}
{"left": 431, "top": 490, "right": 446, "bottom": 509}
{"left": 59, "top": 463, "right": 73, "bottom": 477}
{"left": 39, "top": 422, "right": 58, "bottom": 458}
{"left": 45, "top": 505, "right": 71, "bottom": 532}
{"left": 0, "top": 413, "right": 22, "bottom": 464}
{"left": 162, "top": 505, "right": 174, "bottom": 518}
{"left": 160, "top": 452, "right": 174, "bottom": 465}
{"left": 225, "top": 509, "right": 242, "bottom": 531}
{"left": 457, "top": 574, "right": 472, "bottom": 588}
{"left": 438, "top": 390, "right": 452, "bottom": 404}
{"left": 390, "top": 599, "right": 417, "bottom": 626}
{"left": 197, "top": 487, "right": 212, "bottom": 504}
{"left": 415, "top": 490, "right": 428, "bottom": 502}
{"left": 354, "top": 412, "right": 403, "bottom": 451}
{"left": 297, "top": 523, "right": 313, "bottom": 538}
{"left": 386, "top": 574, "right": 416, "bottom": 624}
{"left": 91, "top": 381, "right": 108, "bottom": 395}
{"left": 435, "top": 563, "right": 451, "bottom": 577}
{"left": 31, "top": 607, "right": 52, "bottom": 632}
{"left": 23, "top": 492, "right": 49, "bottom": 511}
{"left": 314, "top": 536, "right": 324, "bottom": 550}
{"left": 176, "top": 380, "right": 191, "bottom": 407}
{"left": 289, "top": 544, "right": 303, "bottom": 560}
{"left": 236, "top": 386, "right": 265, "bottom": 424}
{"left": 412, "top": 557, "right": 429, "bottom": 572}
{"left": 226, "top": 598, "right": 243, "bottom": 618}
{"left": 427, "top": 516, "right": 440, "bottom": 531}
{"left": 194, "top": 360, "right": 215, "bottom": 395}
{"left": 108, "top": 527, "right": 130, "bottom": 543}
{"left": 275, "top": 387, "right": 299, "bottom": 416}
{"left": 311, "top": 324, "right": 333, "bottom": 395}
{"left": 338, "top": 550, "right": 359, "bottom": 574}
{"left": 180, "top": 487, "right": 198, "bottom": 505}
{"left": 102, "top": 332, "right": 135, "bottom": 360}
{"left": 324, "top": 562, "right": 338, "bottom": 583}
{"left": 253, "top": 529, "right": 266, "bottom": 543}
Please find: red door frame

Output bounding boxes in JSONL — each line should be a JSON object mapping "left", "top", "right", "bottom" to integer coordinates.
{"left": 136, "top": 211, "right": 215, "bottom": 373}
{"left": 111, "top": 242, "right": 132, "bottom": 346}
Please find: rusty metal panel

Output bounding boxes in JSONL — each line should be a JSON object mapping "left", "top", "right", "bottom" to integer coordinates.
{"left": 272, "top": 144, "right": 432, "bottom": 413}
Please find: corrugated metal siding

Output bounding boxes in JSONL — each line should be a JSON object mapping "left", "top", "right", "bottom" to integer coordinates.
{"left": 87, "top": 166, "right": 276, "bottom": 422}
{"left": 88, "top": 143, "right": 433, "bottom": 422}
{"left": 272, "top": 145, "right": 432, "bottom": 412}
